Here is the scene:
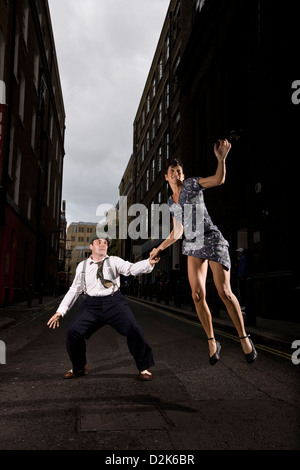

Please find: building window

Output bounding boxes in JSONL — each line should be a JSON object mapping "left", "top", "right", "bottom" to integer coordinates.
{"left": 55, "top": 140, "right": 59, "bottom": 162}
{"left": 158, "top": 145, "right": 162, "bottom": 172}
{"left": 142, "top": 108, "right": 145, "bottom": 127}
{"left": 47, "top": 161, "right": 51, "bottom": 206}
{"left": 26, "top": 194, "right": 32, "bottom": 220}
{"left": 195, "top": 0, "right": 206, "bottom": 13}
{"left": 13, "top": 21, "right": 20, "bottom": 79}
{"left": 53, "top": 179, "right": 57, "bottom": 219}
{"left": 22, "top": 0, "right": 29, "bottom": 47}
{"left": 151, "top": 117, "right": 155, "bottom": 141}
{"left": 141, "top": 143, "right": 145, "bottom": 162}
{"left": 173, "top": 2, "right": 181, "bottom": 40}
{"left": 33, "top": 53, "right": 40, "bottom": 90}
{"left": 165, "top": 82, "right": 169, "bottom": 111}
{"left": 146, "top": 94, "right": 150, "bottom": 114}
{"left": 152, "top": 76, "right": 156, "bottom": 99}
{"left": 35, "top": 0, "right": 43, "bottom": 25}
{"left": 39, "top": 75, "right": 47, "bottom": 110}
{"left": 14, "top": 150, "right": 21, "bottom": 205}
{"left": 158, "top": 101, "right": 162, "bottom": 127}
{"left": 158, "top": 56, "right": 163, "bottom": 81}
{"left": 31, "top": 110, "right": 36, "bottom": 150}
{"left": 49, "top": 111, "right": 53, "bottom": 141}
{"left": 165, "top": 34, "right": 170, "bottom": 62}
{"left": 165, "top": 132, "right": 170, "bottom": 159}
{"left": 19, "top": 71, "right": 25, "bottom": 121}
{"left": 174, "top": 110, "right": 181, "bottom": 145}
{"left": 151, "top": 158, "right": 155, "bottom": 183}
{"left": 146, "top": 169, "right": 149, "bottom": 192}
{"left": 146, "top": 131, "right": 150, "bottom": 153}
{"left": 174, "top": 54, "right": 181, "bottom": 72}
{"left": 8, "top": 120, "right": 14, "bottom": 177}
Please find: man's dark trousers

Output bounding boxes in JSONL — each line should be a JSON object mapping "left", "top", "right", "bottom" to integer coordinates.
{"left": 66, "top": 291, "right": 155, "bottom": 374}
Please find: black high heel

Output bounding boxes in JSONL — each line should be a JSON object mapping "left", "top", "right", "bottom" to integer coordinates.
{"left": 239, "top": 335, "right": 258, "bottom": 364}
{"left": 208, "top": 337, "right": 221, "bottom": 366}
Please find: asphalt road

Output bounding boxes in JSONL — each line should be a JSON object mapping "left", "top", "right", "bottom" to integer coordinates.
{"left": 0, "top": 296, "right": 299, "bottom": 454}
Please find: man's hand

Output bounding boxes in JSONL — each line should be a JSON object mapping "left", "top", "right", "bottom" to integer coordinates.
{"left": 214, "top": 139, "right": 231, "bottom": 162}
{"left": 149, "top": 248, "right": 161, "bottom": 265}
{"left": 47, "top": 312, "right": 62, "bottom": 329}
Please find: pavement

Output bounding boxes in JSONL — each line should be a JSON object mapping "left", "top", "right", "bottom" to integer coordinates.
{"left": 1, "top": 293, "right": 299, "bottom": 349}
{"left": 0, "top": 295, "right": 64, "bottom": 329}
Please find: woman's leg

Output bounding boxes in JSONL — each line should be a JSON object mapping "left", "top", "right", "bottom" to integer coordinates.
{"left": 187, "top": 256, "right": 217, "bottom": 357}
{"left": 209, "top": 261, "right": 253, "bottom": 354}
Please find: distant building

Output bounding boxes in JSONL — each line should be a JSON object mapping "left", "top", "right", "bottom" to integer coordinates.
{"left": 66, "top": 222, "right": 98, "bottom": 282}
{"left": 0, "top": 0, "right": 66, "bottom": 304}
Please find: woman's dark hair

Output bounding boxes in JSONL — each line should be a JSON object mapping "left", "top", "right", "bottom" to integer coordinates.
{"left": 165, "top": 158, "right": 183, "bottom": 174}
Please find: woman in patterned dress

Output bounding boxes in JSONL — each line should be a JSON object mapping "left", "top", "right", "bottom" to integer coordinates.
{"left": 150, "top": 139, "right": 257, "bottom": 365}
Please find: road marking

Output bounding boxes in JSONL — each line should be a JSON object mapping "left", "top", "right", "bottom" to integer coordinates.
{"left": 129, "top": 298, "right": 292, "bottom": 361}
{"left": 254, "top": 344, "right": 292, "bottom": 360}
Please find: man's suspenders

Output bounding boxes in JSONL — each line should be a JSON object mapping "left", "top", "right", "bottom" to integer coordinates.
{"left": 81, "top": 257, "right": 118, "bottom": 295}
{"left": 80, "top": 259, "right": 88, "bottom": 294}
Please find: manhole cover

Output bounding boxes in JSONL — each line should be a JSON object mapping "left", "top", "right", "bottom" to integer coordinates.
{"left": 77, "top": 403, "right": 170, "bottom": 431}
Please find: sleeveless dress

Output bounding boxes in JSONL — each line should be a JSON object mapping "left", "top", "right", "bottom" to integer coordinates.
{"left": 168, "top": 177, "right": 231, "bottom": 270}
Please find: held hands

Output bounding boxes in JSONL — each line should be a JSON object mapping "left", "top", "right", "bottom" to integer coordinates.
{"left": 214, "top": 139, "right": 231, "bottom": 162}
{"left": 149, "top": 248, "right": 161, "bottom": 266}
{"left": 47, "top": 312, "right": 62, "bottom": 329}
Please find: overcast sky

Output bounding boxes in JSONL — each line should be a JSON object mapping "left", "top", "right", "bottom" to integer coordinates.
{"left": 48, "top": 0, "right": 170, "bottom": 226}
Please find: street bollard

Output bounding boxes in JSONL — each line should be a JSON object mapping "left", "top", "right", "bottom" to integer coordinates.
{"left": 39, "top": 284, "right": 44, "bottom": 304}
{"left": 165, "top": 281, "right": 170, "bottom": 305}
{"left": 245, "top": 277, "right": 256, "bottom": 326}
{"left": 27, "top": 284, "right": 33, "bottom": 308}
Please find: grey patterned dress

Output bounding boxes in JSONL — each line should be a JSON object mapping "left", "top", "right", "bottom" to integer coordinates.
{"left": 168, "top": 177, "right": 231, "bottom": 270}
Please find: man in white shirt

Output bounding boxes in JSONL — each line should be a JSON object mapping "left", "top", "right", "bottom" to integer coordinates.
{"left": 47, "top": 234, "right": 159, "bottom": 381}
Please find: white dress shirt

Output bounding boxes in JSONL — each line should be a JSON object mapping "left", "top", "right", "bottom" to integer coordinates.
{"left": 57, "top": 255, "right": 154, "bottom": 317}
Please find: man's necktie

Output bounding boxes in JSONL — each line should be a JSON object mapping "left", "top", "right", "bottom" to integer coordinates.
{"left": 97, "top": 260, "right": 114, "bottom": 288}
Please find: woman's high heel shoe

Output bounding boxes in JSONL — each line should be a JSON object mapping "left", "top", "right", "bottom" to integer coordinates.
{"left": 208, "top": 337, "right": 221, "bottom": 366}
{"left": 239, "top": 335, "right": 258, "bottom": 364}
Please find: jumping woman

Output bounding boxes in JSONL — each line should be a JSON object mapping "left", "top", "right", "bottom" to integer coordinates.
{"left": 150, "top": 139, "right": 257, "bottom": 366}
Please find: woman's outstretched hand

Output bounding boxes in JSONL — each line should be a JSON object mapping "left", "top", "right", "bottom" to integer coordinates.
{"left": 214, "top": 139, "right": 231, "bottom": 161}
{"left": 150, "top": 248, "right": 161, "bottom": 264}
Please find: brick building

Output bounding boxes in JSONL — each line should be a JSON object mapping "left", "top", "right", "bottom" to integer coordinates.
{"left": 120, "top": 0, "right": 195, "bottom": 274}
{"left": 120, "top": 0, "right": 298, "bottom": 320}
{"left": 0, "top": 0, "right": 66, "bottom": 304}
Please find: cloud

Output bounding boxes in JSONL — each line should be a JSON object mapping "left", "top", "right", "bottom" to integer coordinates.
{"left": 48, "top": 0, "right": 170, "bottom": 224}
